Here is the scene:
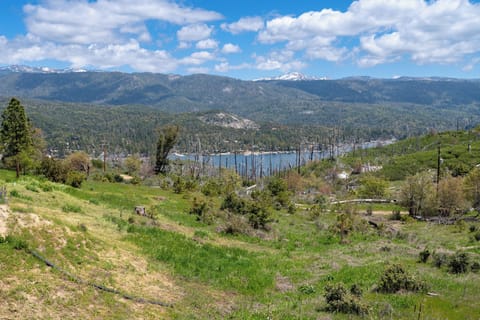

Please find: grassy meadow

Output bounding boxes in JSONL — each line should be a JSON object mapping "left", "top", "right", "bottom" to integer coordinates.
{"left": 0, "top": 170, "right": 479, "bottom": 319}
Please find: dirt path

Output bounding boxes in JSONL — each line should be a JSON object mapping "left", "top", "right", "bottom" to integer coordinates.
{"left": 0, "top": 204, "right": 9, "bottom": 237}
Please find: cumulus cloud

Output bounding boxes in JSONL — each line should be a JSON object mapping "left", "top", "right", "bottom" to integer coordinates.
{"left": 177, "top": 24, "right": 213, "bottom": 42}
{"left": 254, "top": 50, "right": 306, "bottom": 72}
{"left": 24, "top": 0, "right": 222, "bottom": 45}
{"left": 214, "top": 61, "right": 250, "bottom": 72}
{"left": 221, "top": 43, "right": 241, "bottom": 54}
{"left": 221, "top": 16, "right": 264, "bottom": 34}
{"left": 196, "top": 39, "right": 218, "bottom": 50}
{"left": 0, "top": 0, "right": 226, "bottom": 72}
{"left": 181, "top": 51, "right": 216, "bottom": 65}
{"left": 0, "top": 36, "right": 179, "bottom": 72}
{"left": 258, "top": 0, "right": 480, "bottom": 66}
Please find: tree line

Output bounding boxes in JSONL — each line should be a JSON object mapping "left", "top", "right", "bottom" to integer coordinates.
{"left": 0, "top": 98, "right": 179, "bottom": 185}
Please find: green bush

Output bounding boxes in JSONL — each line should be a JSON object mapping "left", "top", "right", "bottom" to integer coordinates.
{"left": 201, "top": 180, "right": 222, "bottom": 196}
{"left": 66, "top": 171, "right": 86, "bottom": 188}
{"left": 448, "top": 252, "right": 470, "bottom": 274}
{"left": 377, "top": 264, "right": 426, "bottom": 293}
{"left": 173, "top": 176, "right": 186, "bottom": 194}
{"left": 220, "top": 214, "right": 251, "bottom": 236}
{"left": 432, "top": 252, "right": 449, "bottom": 268}
{"left": 10, "top": 190, "right": 20, "bottom": 197}
{"left": 189, "top": 197, "right": 214, "bottom": 224}
{"left": 324, "top": 283, "right": 368, "bottom": 315}
{"left": 419, "top": 248, "right": 431, "bottom": 263}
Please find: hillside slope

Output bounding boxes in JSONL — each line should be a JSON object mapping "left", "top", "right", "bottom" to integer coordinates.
{"left": 0, "top": 171, "right": 479, "bottom": 319}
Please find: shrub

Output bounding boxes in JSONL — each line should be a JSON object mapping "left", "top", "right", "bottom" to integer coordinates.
{"left": 220, "top": 214, "right": 251, "bottom": 236}
{"left": 189, "top": 197, "right": 214, "bottom": 224}
{"left": 350, "top": 284, "right": 363, "bottom": 297}
{"left": 324, "top": 283, "right": 368, "bottom": 315}
{"left": 469, "top": 225, "right": 477, "bottom": 233}
{"left": 377, "top": 264, "right": 426, "bottom": 293}
{"left": 247, "top": 203, "right": 272, "bottom": 230}
{"left": 201, "top": 179, "right": 222, "bottom": 196}
{"left": 448, "top": 252, "right": 470, "bottom": 274}
{"left": 66, "top": 171, "right": 86, "bottom": 188}
{"left": 474, "top": 232, "right": 480, "bottom": 242}
{"left": 10, "top": 190, "right": 20, "bottom": 197}
{"left": 419, "top": 248, "right": 431, "bottom": 263}
{"left": 113, "top": 174, "right": 124, "bottom": 183}
{"left": 173, "top": 176, "right": 186, "bottom": 194}
{"left": 471, "top": 261, "right": 480, "bottom": 273}
{"left": 432, "top": 252, "right": 449, "bottom": 268}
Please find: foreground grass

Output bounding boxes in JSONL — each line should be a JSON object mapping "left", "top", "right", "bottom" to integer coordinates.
{"left": 0, "top": 170, "right": 479, "bottom": 319}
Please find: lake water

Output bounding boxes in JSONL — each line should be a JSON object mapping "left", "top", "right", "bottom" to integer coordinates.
{"left": 172, "top": 139, "right": 395, "bottom": 177}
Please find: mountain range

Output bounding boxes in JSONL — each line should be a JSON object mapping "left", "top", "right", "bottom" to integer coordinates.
{"left": 0, "top": 66, "right": 480, "bottom": 154}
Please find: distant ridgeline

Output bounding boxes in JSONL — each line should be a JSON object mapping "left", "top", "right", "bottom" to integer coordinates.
{"left": 1, "top": 70, "right": 480, "bottom": 155}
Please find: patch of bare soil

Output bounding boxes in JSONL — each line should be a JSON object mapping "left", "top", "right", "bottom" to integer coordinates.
{"left": 275, "top": 274, "right": 294, "bottom": 293}
{"left": 0, "top": 205, "right": 9, "bottom": 237}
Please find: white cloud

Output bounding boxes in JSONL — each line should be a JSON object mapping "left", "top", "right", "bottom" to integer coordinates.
{"left": 0, "top": 36, "right": 178, "bottom": 73}
{"left": 177, "top": 41, "right": 191, "bottom": 49}
{"left": 221, "top": 43, "right": 241, "bottom": 54}
{"left": 181, "top": 51, "right": 216, "bottom": 65}
{"left": 23, "top": 0, "right": 222, "bottom": 45}
{"left": 0, "top": 0, "right": 225, "bottom": 72}
{"left": 214, "top": 62, "right": 230, "bottom": 72}
{"left": 177, "top": 24, "right": 213, "bottom": 42}
{"left": 257, "top": 0, "right": 480, "bottom": 66}
{"left": 254, "top": 50, "right": 306, "bottom": 72}
{"left": 214, "top": 61, "right": 250, "bottom": 72}
{"left": 196, "top": 39, "right": 218, "bottom": 50}
{"left": 221, "top": 16, "right": 264, "bottom": 34}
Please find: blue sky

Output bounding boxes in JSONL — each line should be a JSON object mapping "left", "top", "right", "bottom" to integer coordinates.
{"left": 1, "top": 0, "right": 480, "bottom": 79}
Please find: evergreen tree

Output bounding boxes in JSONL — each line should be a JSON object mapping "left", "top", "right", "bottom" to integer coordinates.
{"left": 0, "top": 98, "right": 32, "bottom": 177}
{"left": 154, "top": 125, "right": 179, "bottom": 174}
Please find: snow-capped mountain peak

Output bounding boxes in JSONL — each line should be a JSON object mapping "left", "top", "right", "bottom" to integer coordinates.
{"left": 254, "top": 72, "right": 326, "bottom": 81}
{"left": 0, "top": 65, "right": 88, "bottom": 74}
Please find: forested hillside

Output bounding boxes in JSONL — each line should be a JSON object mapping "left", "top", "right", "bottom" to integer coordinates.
{"left": 1, "top": 70, "right": 480, "bottom": 154}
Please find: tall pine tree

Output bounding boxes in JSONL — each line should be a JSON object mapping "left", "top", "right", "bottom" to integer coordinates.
{"left": 155, "top": 125, "right": 179, "bottom": 174}
{"left": 0, "top": 98, "right": 32, "bottom": 177}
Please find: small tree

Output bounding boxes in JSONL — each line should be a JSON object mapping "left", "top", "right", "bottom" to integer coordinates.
{"left": 65, "top": 151, "right": 91, "bottom": 176}
{"left": 124, "top": 154, "right": 141, "bottom": 176}
{"left": 358, "top": 175, "right": 389, "bottom": 199}
{"left": 437, "top": 176, "right": 469, "bottom": 216}
{"left": 0, "top": 98, "right": 32, "bottom": 177}
{"left": 399, "top": 171, "right": 436, "bottom": 217}
{"left": 464, "top": 168, "right": 480, "bottom": 210}
{"left": 154, "top": 125, "right": 179, "bottom": 174}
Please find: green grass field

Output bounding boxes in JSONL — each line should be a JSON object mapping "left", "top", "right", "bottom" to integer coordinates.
{"left": 0, "top": 170, "right": 479, "bottom": 319}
